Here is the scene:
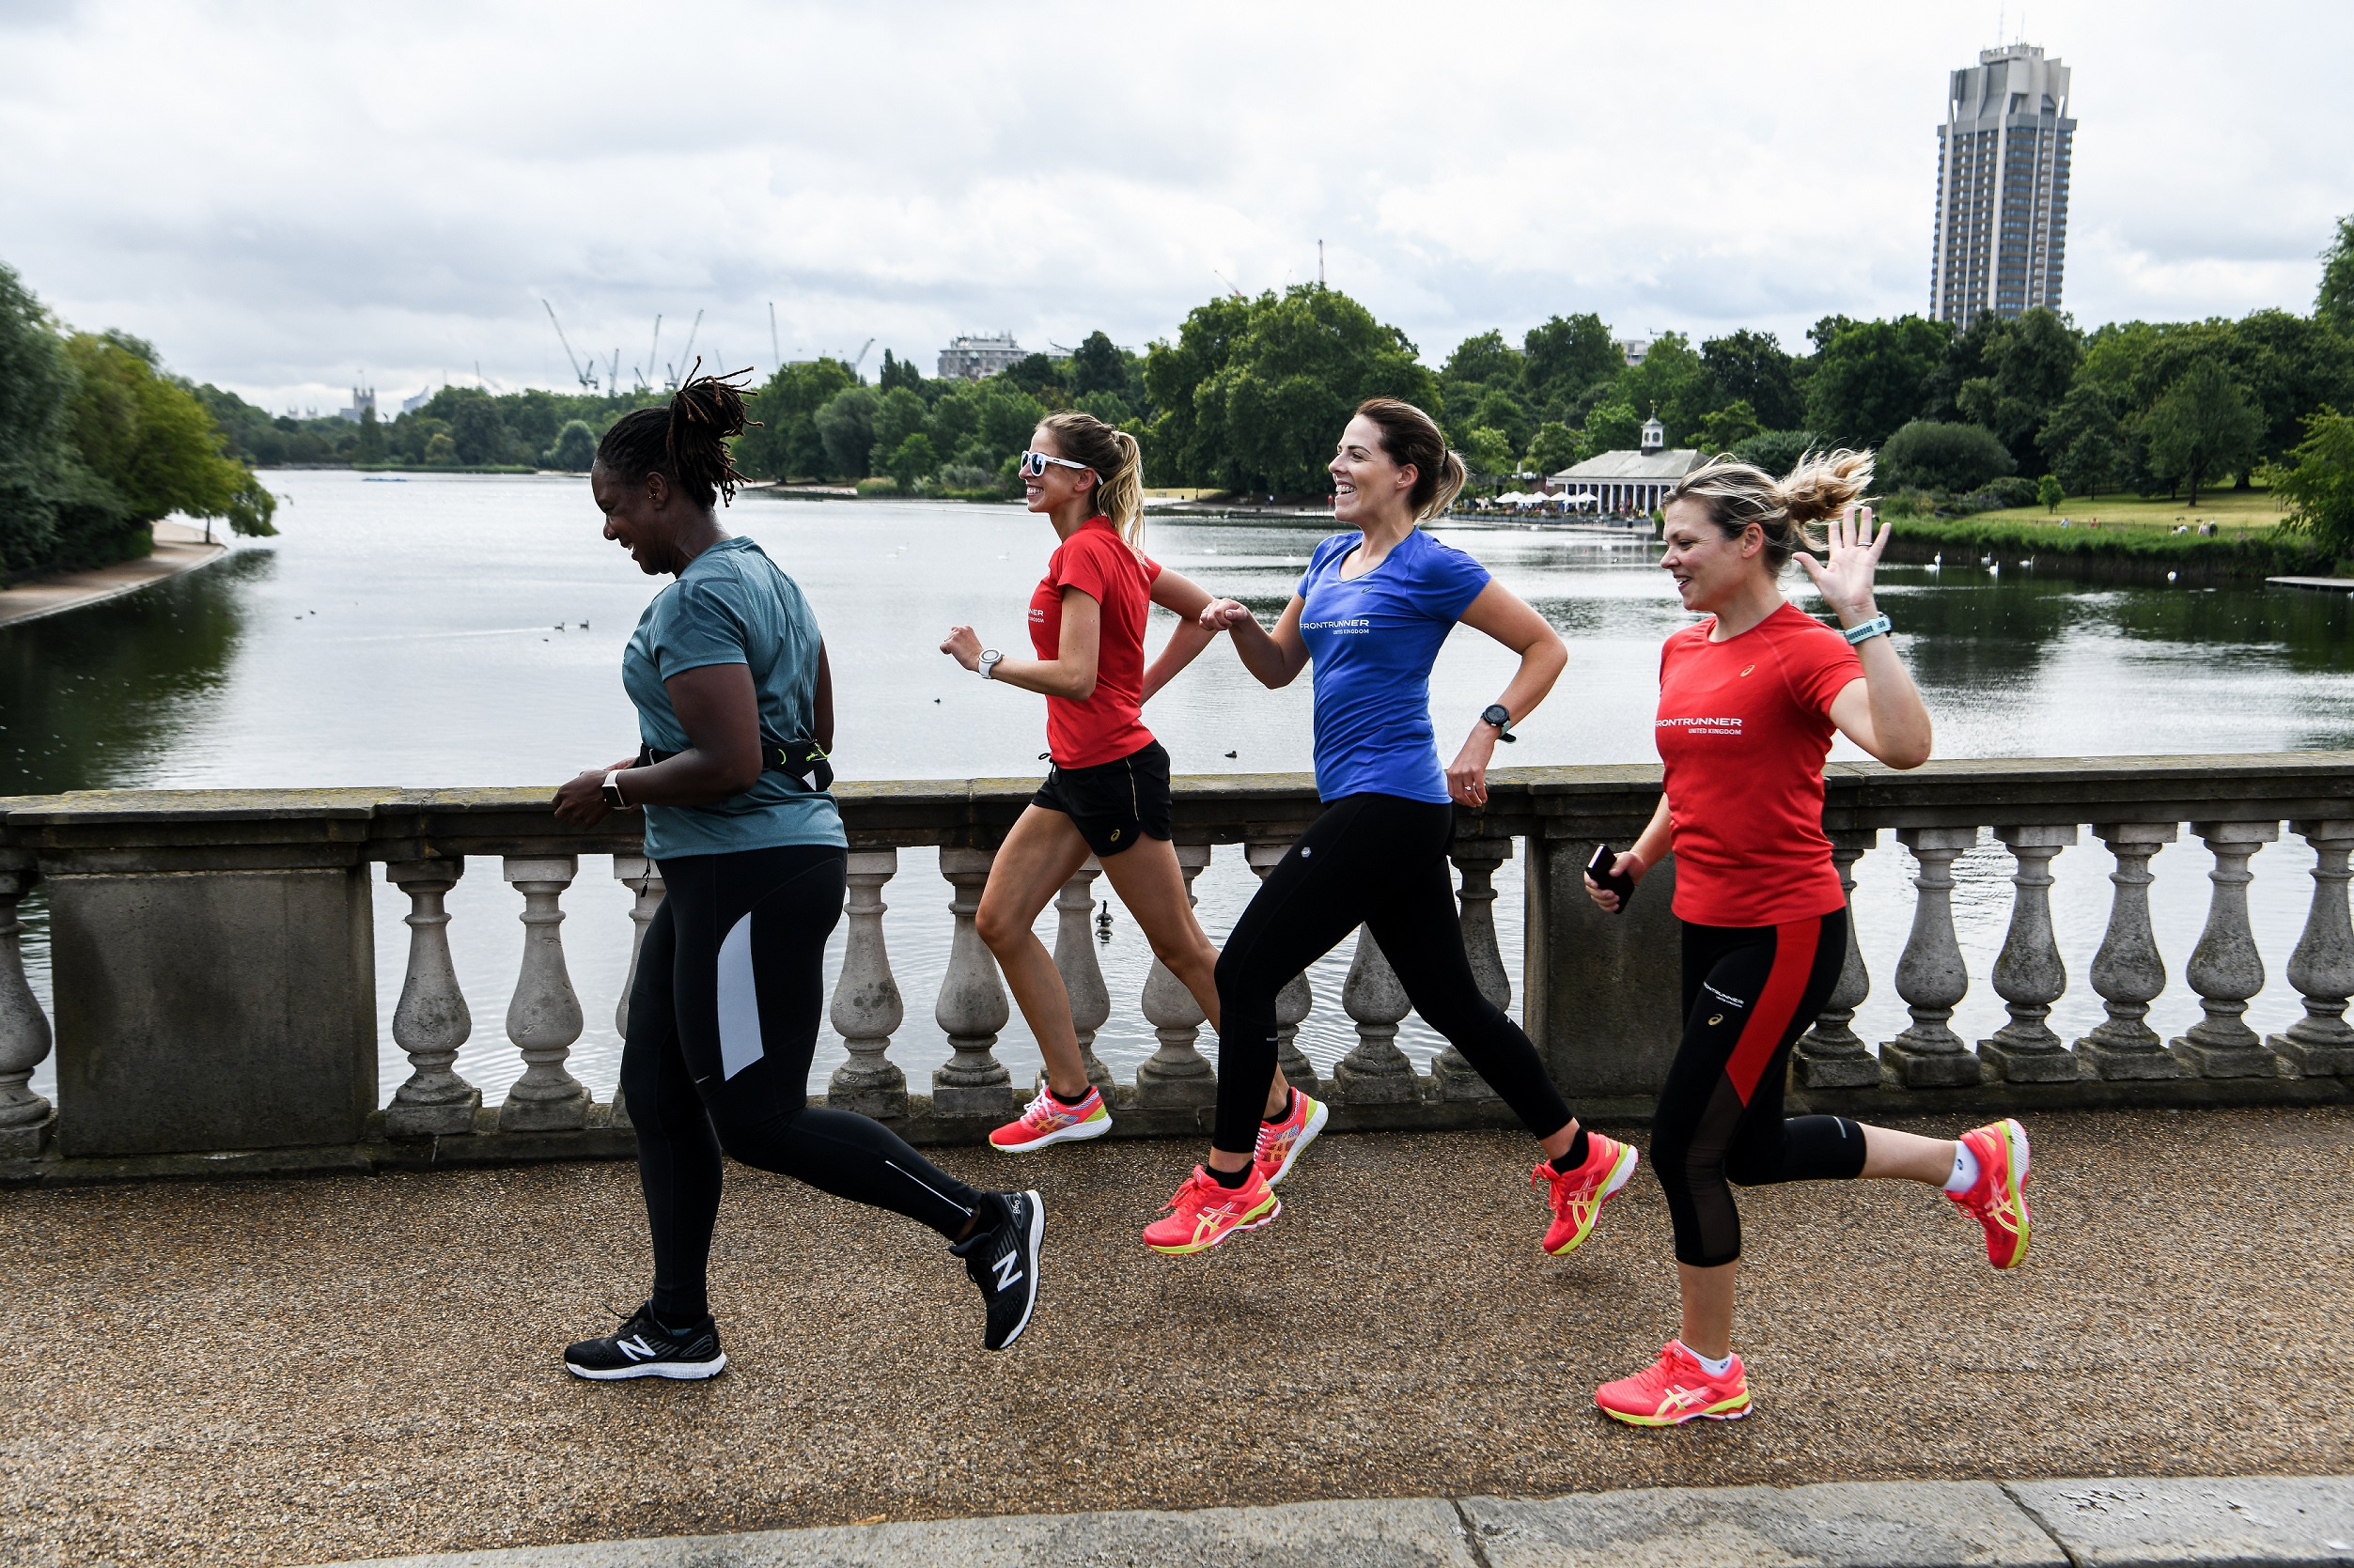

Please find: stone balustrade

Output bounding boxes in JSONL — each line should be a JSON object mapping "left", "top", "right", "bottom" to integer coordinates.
{"left": 2, "top": 755, "right": 2350, "bottom": 1181}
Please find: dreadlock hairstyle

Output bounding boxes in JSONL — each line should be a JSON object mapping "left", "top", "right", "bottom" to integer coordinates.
{"left": 1666, "top": 448, "right": 1876, "bottom": 573}
{"left": 1036, "top": 410, "right": 1146, "bottom": 547}
{"left": 1352, "top": 397, "right": 1468, "bottom": 521}
{"left": 595, "top": 362, "right": 758, "bottom": 508}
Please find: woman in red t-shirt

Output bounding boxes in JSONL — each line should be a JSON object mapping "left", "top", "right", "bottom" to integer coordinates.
{"left": 1582, "top": 451, "right": 2034, "bottom": 1428}
{"left": 940, "top": 411, "right": 1301, "bottom": 1156}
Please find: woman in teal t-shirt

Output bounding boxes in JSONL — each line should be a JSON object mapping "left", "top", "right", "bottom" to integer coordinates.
{"left": 549, "top": 374, "right": 1044, "bottom": 1376}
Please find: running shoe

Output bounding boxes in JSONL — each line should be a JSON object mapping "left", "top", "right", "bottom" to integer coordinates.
{"left": 1948, "top": 1117, "right": 2032, "bottom": 1269}
{"left": 950, "top": 1189, "right": 1045, "bottom": 1351}
{"left": 563, "top": 1301, "right": 726, "bottom": 1382}
{"left": 1531, "top": 1131, "right": 1638, "bottom": 1256}
{"left": 1596, "top": 1341, "right": 1751, "bottom": 1426}
{"left": 989, "top": 1084, "right": 1113, "bottom": 1153}
{"left": 1142, "top": 1165, "right": 1280, "bottom": 1254}
{"left": 1253, "top": 1090, "right": 1330, "bottom": 1186}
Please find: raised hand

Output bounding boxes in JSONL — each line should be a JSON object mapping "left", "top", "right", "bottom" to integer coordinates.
{"left": 1793, "top": 504, "right": 1891, "bottom": 626}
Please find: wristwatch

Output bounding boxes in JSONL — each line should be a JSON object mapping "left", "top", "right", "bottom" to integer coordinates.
{"left": 977, "top": 649, "right": 1004, "bottom": 680}
{"left": 600, "top": 768, "right": 632, "bottom": 811}
{"left": 1479, "top": 703, "right": 1518, "bottom": 743}
{"left": 1841, "top": 613, "right": 1894, "bottom": 646}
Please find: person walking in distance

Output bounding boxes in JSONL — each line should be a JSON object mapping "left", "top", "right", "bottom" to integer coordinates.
{"left": 1584, "top": 452, "right": 2031, "bottom": 1427}
{"left": 552, "top": 372, "right": 1045, "bottom": 1379}
{"left": 940, "top": 411, "right": 1317, "bottom": 1168}
{"left": 1148, "top": 396, "right": 1637, "bottom": 1254}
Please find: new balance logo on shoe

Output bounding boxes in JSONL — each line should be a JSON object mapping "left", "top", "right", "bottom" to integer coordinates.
{"left": 617, "top": 1335, "right": 655, "bottom": 1361}
{"left": 992, "top": 1250, "right": 1022, "bottom": 1291}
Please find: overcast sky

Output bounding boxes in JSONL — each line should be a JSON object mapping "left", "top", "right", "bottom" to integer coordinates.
{"left": 3, "top": 0, "right": 2346, "bottom": 413}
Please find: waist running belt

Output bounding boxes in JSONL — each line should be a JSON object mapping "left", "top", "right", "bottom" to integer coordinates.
{"left": 635, "top": 737, "right": 834, "bottom": 792}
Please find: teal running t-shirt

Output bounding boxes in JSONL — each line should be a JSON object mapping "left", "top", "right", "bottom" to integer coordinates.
{"left": 621, "top": 535, "right": 846, "bottom": 859}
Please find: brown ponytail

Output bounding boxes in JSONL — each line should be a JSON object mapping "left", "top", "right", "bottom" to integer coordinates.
{"left": 1352, "top": 397, "right": 1467, "bottom": 520}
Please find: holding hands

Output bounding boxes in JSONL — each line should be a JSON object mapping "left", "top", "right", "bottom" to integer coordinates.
{"left": 1792, "top": 505, "right": 1891, "bottom": 629}
{"left": 1196, "top": 598, "right": 1255, "bottom": 633}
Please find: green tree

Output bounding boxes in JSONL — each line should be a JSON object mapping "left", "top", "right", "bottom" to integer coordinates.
{"left": 877, "top": 349, "right": 923, "bottom": 394}
{"left": 351, "top": 405, "right": 386, "bottom": 465}
{"left": 2272, "top": 407, "right": 2354, "bottom": 560}
{"left": 1069, "top": 331, "right": 1128, "bottom": 396}
{"left": 1693, "top": 399, "right": 1760, "bottom": 456}
{"left": 1076, "top": 390, "right": 1132, "bottom": 426}
{"left": 1730, "top": 428, "right": 1825, "bottom": 476}
{"left": 0, "top": 262, "right": 128, "bottom": 580}
{"left": 2038, "top": 383, "right": 2124, "bottom": 497}
{"left": 1526, "top": 420, "right": 1580, "bottom": 477}
{"left": 1442, "top": 329, "right": 1522, "bottom": 395}
{"left": 1805, "top": 316, "right": 1953, "bottom": 449}
{"left": 815, "top": 385, "right": 881, "bottom": 478}
{"left": 1953, "top": 307, "right": 2081, "bottom": 475}
{"left": 62, "top": 332, "right": 276, "bottom": 535}
{"left": 1521, "top": 313, "right": 1619, "bottom": 410}
{"left": 425, "top": 431, "right": 459, "bottom": 466}
{"left": 869, "top": 386, "right": 928, "bottom": 469}
{"left": 1618, "top": 333, "right": 1709, "bottom": 443}
{"left": 2221, "top": 308, "right": 2354, "bottom": 474}
{"left": 544, "top": 419, "right": 597, "bottom": 472}
{"left": 1461, "top": 427, "right": 1514, "bottom": 478}
{"left": 1879, "top": 419, "right": 2016, "bottom": 493}
{"left": 1000, "top": 352, "right": 1067, "bottom": 401}
{"left": 884, "top": 432, "right": 939, "bottom": 491}
{"left": 1580, "top": 397, "right": 1641, "bottom": 458}
{"left": 2037, "top": 474, "right": 2064, "bottom": 512}
{"left": 740, "top": 358, "right": 858, "bottom": 481}
{"left": 1701, "top": 330, "right": 1804, "bottom": 431}
{"left": 441, "top": 390, "right": 510, "bottom": 465}
{"left": 1468, "top": 386, "right": 1533, "bottom": 456}
{"left": 2144, "top": 356, "right": 2262, "bottom": 504}
{"left": 2318, "top": 213, "right": 2354, "bottom": 330}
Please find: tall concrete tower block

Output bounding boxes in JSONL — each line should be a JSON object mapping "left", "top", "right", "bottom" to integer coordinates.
{"left": 1930, "top": 43, "right": 2075, "bottom": 330}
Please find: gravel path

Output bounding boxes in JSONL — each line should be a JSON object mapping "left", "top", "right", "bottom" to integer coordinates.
{"left": 2, "top": 1107, "right": 2346, "bottom": 1568}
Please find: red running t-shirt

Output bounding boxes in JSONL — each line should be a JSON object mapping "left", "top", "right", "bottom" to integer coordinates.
{"left": 1655, "top": 600, "right": 1863, "bottom": 927}
{"left": 1029, "top": 517, "right": 1162, "bottom": 768}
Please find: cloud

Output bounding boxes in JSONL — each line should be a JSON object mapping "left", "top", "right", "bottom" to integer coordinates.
{"left": 2, "top": 0, "right": 2346, "bottom": 411}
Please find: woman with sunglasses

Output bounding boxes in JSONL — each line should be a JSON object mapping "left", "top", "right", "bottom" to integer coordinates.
{"left": 1149, "top": 397, "right": 1631, "bottom": 1256}
{"left": 941, "top": 412, "right": 1316, "bottom": 1168}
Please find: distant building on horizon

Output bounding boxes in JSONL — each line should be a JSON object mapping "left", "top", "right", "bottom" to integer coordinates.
{"left": 336, "top": 386, "right": 376, "bottom": 424}
{"left": 1547, "top": 412, "right": 1701, "bottom": 514}
{"left": 938, "top": 334, "right": 1024, "bottom": 380}
{"left": 1614, "top": 335, "right": 1653, "bottom": 367}
{"left": 1930, "top": 41, "right": 2076, "bottom": 330}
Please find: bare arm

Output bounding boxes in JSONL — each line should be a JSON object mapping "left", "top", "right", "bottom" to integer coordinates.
{"left": 940, "top": 587, "right": 1101, "bottom": 700}
{"left": 814, "top": 640, "right": 834, "bottom": 753}
{"left": 1798, "top": 507, "right": 1932, "bottom": 770}
{"left": 553, "top": 661, "right": 762, "bottom": 826}
{"left": 1200, "top": 594, "right": 1310, "bottom": 689}
{"left": 1142, "top": 567, "right": 1218, "bottom": 703}
{"left": 1442, "top": 580, "right": 1568, "bottom": 809}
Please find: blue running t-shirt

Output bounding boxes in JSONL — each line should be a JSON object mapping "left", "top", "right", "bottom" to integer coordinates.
{"left": 621, "top": 535, "right": 847, "bottom": 860}
{"left": 1295, "top": 528, "right": 1492, "bottom": 803}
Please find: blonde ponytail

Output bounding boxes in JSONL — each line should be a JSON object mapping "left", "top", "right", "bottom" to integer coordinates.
{"left": 1668, "top": 447, "right": 1876, "bottom": 572}
{"left": 1037, "top": 411, "right": 1147, "bottom": 548}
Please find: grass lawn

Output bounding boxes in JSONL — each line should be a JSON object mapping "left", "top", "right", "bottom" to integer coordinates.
{"left": 1961, "top": 487, "right": 2287, "bottom": 536}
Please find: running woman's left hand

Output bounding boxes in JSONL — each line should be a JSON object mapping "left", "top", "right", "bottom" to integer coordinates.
{"left": 1446, "top": 726, "right": 1499, "bottom": 809}
{"left": 939, "top": 624, "right": 984, "bottom": 672}
{"left": 1792, "top": 505, "right": 1890, "bottom": 626}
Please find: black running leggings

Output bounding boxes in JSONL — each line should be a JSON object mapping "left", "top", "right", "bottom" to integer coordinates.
{"left": 1210, "top": 793, "right": 1576, "bottom": 1155}
{"left": 1653, "top": 910, "right": 1867, "bottom": 1269}
{"left": 624, "top": 844, "right": 985, "bottom": 1322}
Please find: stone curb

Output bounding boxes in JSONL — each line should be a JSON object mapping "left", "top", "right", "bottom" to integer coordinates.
{"left": 306, "top": 1476, "right": 2354, "bottom": 1568}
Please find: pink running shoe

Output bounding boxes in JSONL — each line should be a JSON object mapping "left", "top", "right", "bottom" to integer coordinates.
{"left": 1253, "top": 1090, "right": 1330, "bottom": 1186}
{"left": 1531, "top": 1131, "right": 1638, "bottom": 1255}
{"left": 1948, "top": 1117, "right": 2032, "bottom": 1269}
{"left": 1596, "top": 1341, "right": 1751, "bottom": 1426}
{"left": 1142, "top": 1166, "right": 1280, "bottom": 1254}
{"left": 988, "top": 1084, "right": 1112, "bottom": 1154}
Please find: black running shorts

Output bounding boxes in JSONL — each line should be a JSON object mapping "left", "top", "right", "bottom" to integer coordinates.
{"left": 1033, "top": 738, "right": 1173, "bottom": 858}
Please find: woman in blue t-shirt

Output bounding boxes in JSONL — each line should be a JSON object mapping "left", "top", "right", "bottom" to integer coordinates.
{"left": 548, "top": 374, "right": 1045, "bottom": 1376}
{"left": 1143, "top": 397, "right": 1633, "bottom": 1257}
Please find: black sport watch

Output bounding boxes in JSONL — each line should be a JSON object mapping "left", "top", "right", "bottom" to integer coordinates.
{"left": 1480, "top": 704, "right": 1517, "bottom": 742}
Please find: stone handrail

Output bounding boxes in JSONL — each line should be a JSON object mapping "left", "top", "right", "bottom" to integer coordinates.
{"left": 1, "top": 754, "right": 2349, "bottom": 1180}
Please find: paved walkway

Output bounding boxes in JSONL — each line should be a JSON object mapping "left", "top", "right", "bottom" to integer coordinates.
{"left": 1, "top": 1108, "right": 2346, "bottom": 1567}
{"left": 0, "top": 520, "right": 227, "bottom": 628}
{"left": 313, "top": 1476, "right": 2354, "bottom": 1567}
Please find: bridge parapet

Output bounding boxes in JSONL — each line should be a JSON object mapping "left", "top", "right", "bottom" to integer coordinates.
{"left": 2, "top": 755, "right": 2350, "bottom": 1181}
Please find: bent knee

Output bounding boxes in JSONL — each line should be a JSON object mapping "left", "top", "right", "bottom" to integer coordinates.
{"left": 973, "top": 899, "right": 1031, "bottom": 954}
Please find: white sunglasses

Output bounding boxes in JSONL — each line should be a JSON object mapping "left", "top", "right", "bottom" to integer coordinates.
{"left": 1020, "top": 449, "right": 1093, "bottom": 478}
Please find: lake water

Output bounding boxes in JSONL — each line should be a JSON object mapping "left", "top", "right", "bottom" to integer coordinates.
{"left": 10, "top": 470, "right": 2354, "bottom": 1108}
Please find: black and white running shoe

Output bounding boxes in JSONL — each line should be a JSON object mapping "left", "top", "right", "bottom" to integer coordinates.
{"left": 951, "top": 1188, "right": 1044, "bottom": 1351}
{"left": 563, "top": 1302, "right": 727, "bottom": 1381}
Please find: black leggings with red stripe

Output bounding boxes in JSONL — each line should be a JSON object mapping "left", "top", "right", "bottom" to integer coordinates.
{"left": 1654, "top": 910, "right": 1868, "bottom": 1268}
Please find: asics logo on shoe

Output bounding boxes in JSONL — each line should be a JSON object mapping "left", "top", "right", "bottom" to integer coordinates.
{"left": 992, "top": 1250, "right": 1023, "bottom": 1291}
{"left": 1661, "top": 1385, "right": 1706, "bottom": 1410}
{"left": 617, "top": 1335, "right": 656, "bottom": 1361}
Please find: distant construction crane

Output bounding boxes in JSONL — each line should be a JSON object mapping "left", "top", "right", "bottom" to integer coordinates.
{"left": 664, "top": 309, "right": 705, "bottom": 391}
{"left": 1211, "top": 268, "right": 1246, "bottom": 301}
{"left": 850, "top": 337, "right": 876, "bottom": 374}
{"left": 542, "top": 300, "right": 598, "bottom": 393}
{"left": 770, "top": 303, "right": 782, "bottom": 371}
{"left": 606, "top": 348, "right": 623, "bottom": 391}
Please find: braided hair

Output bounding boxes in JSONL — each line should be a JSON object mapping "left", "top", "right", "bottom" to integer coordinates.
{"left": 595, "top": 362, "right": 757, "bottom": 508}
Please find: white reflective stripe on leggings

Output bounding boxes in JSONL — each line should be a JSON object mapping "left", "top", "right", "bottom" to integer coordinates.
{"left": 716, "top": 912, "right": 762, "bottom": 1079}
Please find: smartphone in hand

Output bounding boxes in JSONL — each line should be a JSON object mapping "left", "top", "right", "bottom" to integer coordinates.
{"left": 1586, "top": 843, "right": 1636, "bottom": 913}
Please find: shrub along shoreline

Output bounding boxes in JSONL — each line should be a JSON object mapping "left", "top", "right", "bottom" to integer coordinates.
{"left": 1875, "top": 515, "right": 2336, "bottom": 583}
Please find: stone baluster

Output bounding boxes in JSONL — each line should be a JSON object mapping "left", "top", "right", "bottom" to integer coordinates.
{"left": 829, "top": 849, "right": 910, "bottom": 1118}
{"left": 1796, "top": 831, "right": 1880, "bottom": 1088}
{"left": 2169, "top": 820, "right": 2283, "bottom": 1077}
{"left": 1051, "top": 859, "right": 1115, "bottom": 1095}
{"left": 2075, "top": 823, "right": 2183, "bottom": 1079}
{"left": 1433, "top": 836, "right": 1512, "bottom": 1101}
{"left": 1333, "top": 926, "right": 1420, "bottom": 1104}
{"left": 498, "top": 855, "right": 590, "bottom": 1130}
{"left": 2269, "top": 820, "right": 2354, "bottom": 1076}
{"left": 1137, "top": 845, "right": 1218, "bottom": 1108}
{"left": 1245, "top": 840, "right": 1319, "bottom": 1097}
{"left": 382, "top": 859, "right": 480, "bottom": 1136}
{"left": 1976, "top": 824, "right": 2081, "bottom": 1082}
{"left": 932, "top": 847, "right": 1016, "bottom": 1120}
{"left": 1879, "top": 826, "right": 1983, "bottom": 1088}
{"left": 607, "top": 855, "right": 665, "bottom": 1128}
{"left": 0, "top": 861, "right": 55, "bottom": 1159}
